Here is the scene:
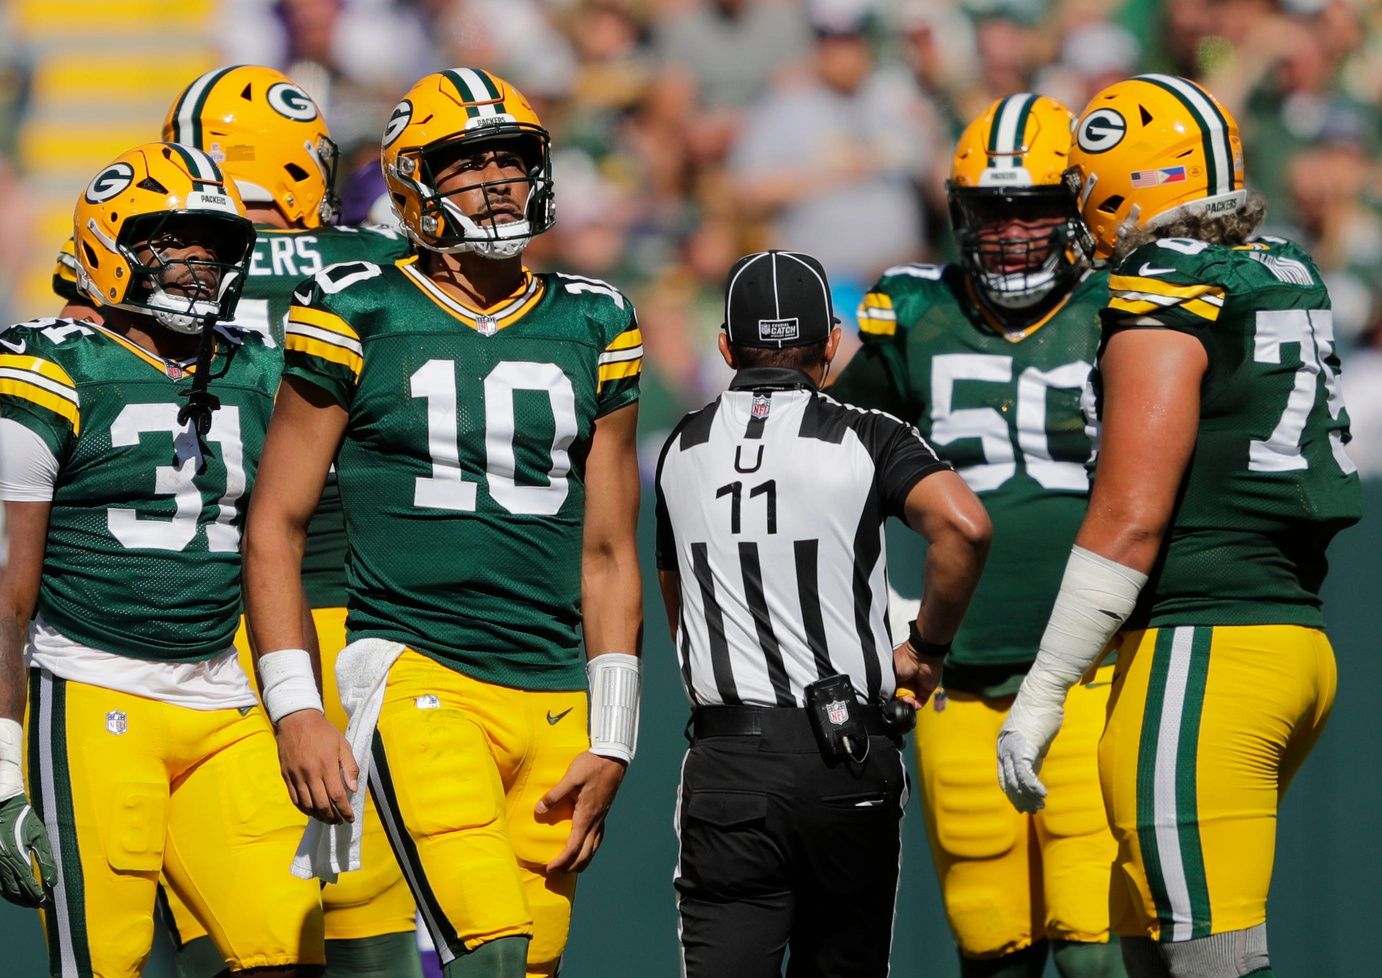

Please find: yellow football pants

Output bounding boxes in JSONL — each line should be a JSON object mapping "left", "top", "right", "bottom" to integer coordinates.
{"left": 917, "top": 664, "right": 1117, "bottom": 959}
{"left": 368, "top": 650, "right": 589, "bottom": 978}
{"left": 158, "top": 611, "right": 418, "bottom": 951}
{"left": 1101, "top": 625, "right": 1335, "bottom": 941}
{"left": 24, "top": 668, "right": 324, "bottom": 977}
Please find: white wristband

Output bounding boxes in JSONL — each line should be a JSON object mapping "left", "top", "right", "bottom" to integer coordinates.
{"left": 587, "top": 653, "right": 641, "bottom": 764}
{"left": 0, "top": 718, "right": 25, "bottom": 803}
{"left": 1022, "top": 546, "right": 1148, "bottom": 706}
{"left": 259, "top": 649, "right": 325, "bottom": 725}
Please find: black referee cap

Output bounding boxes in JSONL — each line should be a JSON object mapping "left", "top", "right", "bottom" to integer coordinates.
{"left": 723, "top": 250, "right": 839, "bottom": 349}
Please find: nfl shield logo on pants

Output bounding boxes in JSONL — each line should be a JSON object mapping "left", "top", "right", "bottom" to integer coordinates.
{"left": 826, "top": 700, "right": 849, "bottom": 726}
{"left": 106, "top": 710, "right": 127, "bottom": 735}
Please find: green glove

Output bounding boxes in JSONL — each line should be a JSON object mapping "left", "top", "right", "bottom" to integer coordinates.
{"left": 0, "top": 794, "right": 56, "bottom": 907}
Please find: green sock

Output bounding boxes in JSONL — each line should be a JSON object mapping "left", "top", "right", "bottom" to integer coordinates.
{"left": 326, "top": 932, "right": 424, "bottom": 978}
{"left": 442, "top": 936, "right": 530, "bottom": 978}
{"left": 1052, "top": 938, "right": 1128, "bottom": 978}
{"left": 960, "top": 940, "right": 1048, "bottom": 978}
{"left": 175, "top": 935, "right": 228, "bottom": 978}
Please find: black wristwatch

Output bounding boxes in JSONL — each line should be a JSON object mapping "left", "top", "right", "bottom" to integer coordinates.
{"left": 907, "top": 621, "right": 951, "bottom": 659}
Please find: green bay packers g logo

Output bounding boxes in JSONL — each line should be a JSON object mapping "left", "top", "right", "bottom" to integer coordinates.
{"left": 267, "top": 82, "right": 319, "bottom": 121}
{"left": 383, "top": 100, "right": 412, "bottom": 147}
{"left": 1077, "top": 108, "right": 1127, "bottom": 154}
{"left": 85, "top": 162, "right": 134, "bottom": 203}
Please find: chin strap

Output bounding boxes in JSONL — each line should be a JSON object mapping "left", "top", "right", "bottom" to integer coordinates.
{"left": 174, "top": 319, "right": 222, "bottom": 473}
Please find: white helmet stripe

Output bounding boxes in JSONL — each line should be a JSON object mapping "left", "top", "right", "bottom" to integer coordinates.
{"left": 992, "top": 94, "right": 1034, "bottom": 159}
{"left": 1139, "top": 74, "right": 1232, "bottom": 196}
{"left": 172, "top": 66, "right": 231, "bottom": 146}
{"left": 454, "top": 67, "right": 499, "bottom": 117}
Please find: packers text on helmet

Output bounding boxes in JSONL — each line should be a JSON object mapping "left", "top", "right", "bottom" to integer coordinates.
{"left": 73, "top": 142, "right": 256, "bottom": 333}
{"left": 382, "top": 68, "right": 554, "bottom": 258}
{"left": 948, "top": 93, "right": 1086, "bottom": 311}
{"left": 1067, "top": 74, "right": 1246, "bottom": 260}
{"left": 163, "top": 65, "right": 339, "bottom": 228}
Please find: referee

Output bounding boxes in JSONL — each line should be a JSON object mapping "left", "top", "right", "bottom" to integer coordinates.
{"left": 655, "top": 250, "right": 991, "bottom": 978}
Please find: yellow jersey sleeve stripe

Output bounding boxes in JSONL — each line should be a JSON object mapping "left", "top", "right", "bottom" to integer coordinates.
{"left": 1108, "top": 275, "right": 1226, "bottom": 303}
{"left": 858, "top": 312, "right": 897, "bottom": 337}
{"left": 285, "top": 334, "right": 363, "bottom": 379}
{"left": 287, "top": 305, "right": 361, "bottom": 343}
{"left": 860, "top": 292, "right": 894, "bottom": 310}
{"left": 597, "top": 357, "right": 642, "bottom": 390}
{"left": 1108, "top": 296, "right": 1221, "bottom": 323}
{"left": 0, "top": 378, "right": 80, "bottom": 433}
{"left": 604, "top": 328, "right": 643, "bottom": 353}
{"left": 0, "top": 354, "right": 78, "bottom": 392}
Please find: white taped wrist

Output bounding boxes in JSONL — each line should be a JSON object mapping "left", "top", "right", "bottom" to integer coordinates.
{"left": 0, "top": 718, "right": 25, "bottom": 803}
{"left": 1027, "top": 546, "right": 1147, "bottom": 699}
{"left": 259, "top": 649, "right": 325, "bottom": 725}
{"left": 587, "top": 653, "right": 641, "bottom": 764}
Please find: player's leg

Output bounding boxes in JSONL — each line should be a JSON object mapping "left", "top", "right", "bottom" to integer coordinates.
{"left": 1035, "top": 662, "right": 1125, "bottom": 978}
{"left": 162, "top": 702, "right": 324, "bottom": 975}
{"left": 367, "top": 651, "right": 533, "bottom": 978}
{"left": 25, "top": 671, "right": 168, "bottom": 977}
{"left": 915, "top": 688, "right": 1044, "bottom": 975}
{"left": 501, "top": 686, "right": 590, "bottom": 978}
{"left": 1100, "top": 626, "right": 1331, "bottom": 977}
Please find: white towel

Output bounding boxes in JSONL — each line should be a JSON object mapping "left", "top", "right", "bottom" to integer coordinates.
{"left": 291, "top": 637, "right": 406, "bottom": 882}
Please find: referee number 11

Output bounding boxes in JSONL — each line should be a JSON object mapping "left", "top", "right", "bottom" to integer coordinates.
{"left": 715, "top": 479, "right": 777, "bottom": 534}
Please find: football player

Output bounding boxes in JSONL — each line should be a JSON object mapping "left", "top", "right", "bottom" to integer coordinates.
{"left": 52, "top": 65, "right": 420, "bottom": 978}
{"left": 243, "top": 69, "right": 643, "bottom": 978}
{"left": 998, "top": 75, "right": 1361, "bottom": 978}
{"left": 0, "top": 143, "right": 325, "bottom": 976}
{"left": 830, "top": 95, "right": 1125, "bottom": 978}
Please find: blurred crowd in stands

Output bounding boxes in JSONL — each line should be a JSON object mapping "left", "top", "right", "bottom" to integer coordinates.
{"left": 2, "top": 0, "right": 1381, "bottom": 472}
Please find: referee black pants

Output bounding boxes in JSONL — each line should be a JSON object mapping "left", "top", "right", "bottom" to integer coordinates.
{"left": 674, "top": 709, "right": 908, "bottom": 978}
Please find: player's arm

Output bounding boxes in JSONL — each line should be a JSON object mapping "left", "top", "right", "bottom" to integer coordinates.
{"left": 0, "top": 416, "right": 61, "bottom": 906}
{"left": 538, "top": 400, "right": 642, "bottom": 874}
{"left": 896, "top": 469, "right": 991, "bottom": 705}
{"left": 244, "top": 375, "right": 356, "bottom": 824}
{"left": 998, "top": 327, "right": 1205, "bottom": 812}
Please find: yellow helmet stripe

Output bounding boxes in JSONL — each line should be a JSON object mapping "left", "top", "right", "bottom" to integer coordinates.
{"left": 169, "top": 65, "right": 242, "bottom": 148}
{"left": 1135, "top": 75, "right": 1234, "bottom": 195}
{"left": 988, "top": 94, "right": 1036, "bottom": 166}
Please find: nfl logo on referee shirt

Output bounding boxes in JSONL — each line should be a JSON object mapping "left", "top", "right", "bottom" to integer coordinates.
{"left": 826, "top": 700, "right": 849, "bottom": 726}
{"left": 106, "top": 710, "right": 127, "bottom": 735}
{"left": 751, "top": 394, "right": 771, "bottom": 420}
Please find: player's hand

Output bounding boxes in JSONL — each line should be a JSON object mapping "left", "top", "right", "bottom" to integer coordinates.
{"left": 0, "top": 794, "right": 56, "bottom": 907}
{"left": 892, "top": 641, "right": 944, "bottom": 708}
{"left": 996, "top": 691, "right": 1063, "bottom": 814}
{"left": 274, "top": 709, "right": 358, "bottom": 824}
{"left": 535, "top": 750, "right": 627, "bottom": 874}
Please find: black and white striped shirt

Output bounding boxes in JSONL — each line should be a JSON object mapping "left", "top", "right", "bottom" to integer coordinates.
{"left": 655, "top": 367, "right": 949, "bottom": 708}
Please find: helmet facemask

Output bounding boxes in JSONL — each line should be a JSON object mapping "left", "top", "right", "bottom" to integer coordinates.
{"left": 396, "top": 127, "right": 554, "bottom": 259}
{"left": 115, "top": 211, "right": 255, "bottom": 334}
{"left": 949, "top": 184, "right": 1086, "bottom": 310}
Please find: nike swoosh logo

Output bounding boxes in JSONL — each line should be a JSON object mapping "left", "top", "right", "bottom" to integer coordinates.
{"left": 547, "top": 708, "right": 573, "bottom": 726}
{"left": 1098, "top": 609, "right": 1122, "bottom": 619}
{"left": 0, "top": 337, "right": 26, "bottom": 354}
{"left": 1138, "top": 263, "right": 1176, "bottom": 277}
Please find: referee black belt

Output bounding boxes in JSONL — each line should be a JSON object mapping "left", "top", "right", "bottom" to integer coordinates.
{"left": 691, "top": 704, "right": 892, "bottom": 741}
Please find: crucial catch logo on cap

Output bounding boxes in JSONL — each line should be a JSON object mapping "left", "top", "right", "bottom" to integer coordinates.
{"left": 758, "top": 318, "right": 800, "bottom": 342}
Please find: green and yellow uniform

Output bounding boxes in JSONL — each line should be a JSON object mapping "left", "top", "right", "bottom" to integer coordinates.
{"left": 1092, "top": 236, "right": 1361, "bottom": 941}
{"left": 284, "top": 256, "right": 641, "bottom": 970}
{"left": 0, "top": 318, "right": 323, "bottom": 976}
{"left": 831, "top": 264, "right": 1117, "bottom": 959}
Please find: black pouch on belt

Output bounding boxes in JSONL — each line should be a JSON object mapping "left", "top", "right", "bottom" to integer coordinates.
{"left": 804, "top": 674, "right": 869, "bottom": 762}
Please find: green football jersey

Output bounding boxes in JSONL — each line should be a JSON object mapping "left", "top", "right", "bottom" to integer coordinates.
{"left": 283, "top": 257, "right": 642, "bottom": 690}
{"left": 239, "top": 226, "right": 411, "bottom": 607}
{"left": 831, "top": 264, "right": 1107, "bottom": 696}
{"left": 1095, "top": 235, "right": 1362, "bottom": 628}
{"left": 0, "top": 318, "right": 279, "bottom": 662}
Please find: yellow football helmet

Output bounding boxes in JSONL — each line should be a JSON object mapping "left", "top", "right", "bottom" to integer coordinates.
{"left": 73, "top": 142, "right": 256, "bottom": 334}
{"left": 382, "top": 68, "right": 554, "bottom": 258}
{"left": 1067, "top": 74, "right": 1246, "bottom": 260}
{"left": 163, "top": 64, "right": 339, "bottom": 228}
{"left": 948, "top": 93, "right": 1085, "bottom": 310}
